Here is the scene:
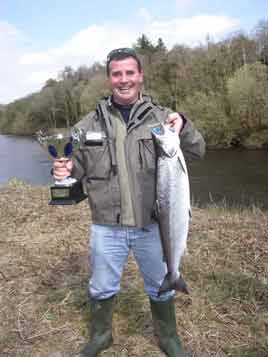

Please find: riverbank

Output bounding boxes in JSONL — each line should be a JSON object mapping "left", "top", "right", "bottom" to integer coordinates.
{"left": 0, "top": 179, "right": 267, "bottom": 356}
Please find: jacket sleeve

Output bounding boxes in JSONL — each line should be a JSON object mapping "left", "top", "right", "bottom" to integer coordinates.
{"left": 179, "top": 113, "right": 206, "bottom": 161}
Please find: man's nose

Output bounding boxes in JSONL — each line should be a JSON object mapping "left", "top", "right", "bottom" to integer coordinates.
{"left": 120, "top": 73, "right": 128, "bottom": 82}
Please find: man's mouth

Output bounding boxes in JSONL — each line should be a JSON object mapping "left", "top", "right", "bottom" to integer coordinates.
{"left": 118, "top": 87, "right": 131, "bottom": 92}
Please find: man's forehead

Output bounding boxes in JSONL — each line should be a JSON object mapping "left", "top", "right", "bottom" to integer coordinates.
{"left": 109, "top": 57, "right": 140, "bottom": 71}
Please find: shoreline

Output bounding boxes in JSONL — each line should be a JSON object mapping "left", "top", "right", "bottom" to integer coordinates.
{"left": 1, "top": 131, "right": 268, "bottom": 150}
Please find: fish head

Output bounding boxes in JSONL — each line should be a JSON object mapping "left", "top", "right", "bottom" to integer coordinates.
{"left": 151, "top": 124, "right": 180, "bottom": 157}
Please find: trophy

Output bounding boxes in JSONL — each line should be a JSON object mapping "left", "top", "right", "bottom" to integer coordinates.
{"left": 37, "top": 127, "right": 87, "bottom": 205}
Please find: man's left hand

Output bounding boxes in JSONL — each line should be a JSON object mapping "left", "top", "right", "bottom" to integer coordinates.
{"left": 166, "top": 112, "right": 184, "bottom": 134}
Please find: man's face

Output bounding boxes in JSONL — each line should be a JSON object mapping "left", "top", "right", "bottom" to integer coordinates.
{"left": 107, "top": 57, "right": 144, "bottom": 105}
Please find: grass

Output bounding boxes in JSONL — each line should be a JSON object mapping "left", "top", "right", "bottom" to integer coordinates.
{"left": 0, "top": 179, "right": 267, "bottom": 356}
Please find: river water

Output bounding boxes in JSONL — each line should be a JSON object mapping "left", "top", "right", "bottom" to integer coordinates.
{"left": 0, "top": 134, "right": 53, "bottom": 186}
{"left": 1, "top": 134, "right": 268, "bottom": 209}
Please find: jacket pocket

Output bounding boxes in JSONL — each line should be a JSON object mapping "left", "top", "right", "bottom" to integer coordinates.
{"left": 81, "top": 141, "right": 111, "bottom": 180}
{"left": 138, "top": 138, "right": 156, "bottom": 170}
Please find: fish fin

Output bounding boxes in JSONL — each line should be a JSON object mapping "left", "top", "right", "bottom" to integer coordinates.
{"left": 155, "top": 199, "right": 160, "bottom": 218}
{"left": 158, "top": 273, "right": 190, "bottom": 297}
{"left": 151, "top": 200, "right": 160, "bottom": 221}
{"left": 189, "top": 209, "right": 192, "bottom": 219}
{"left": 157, "top": 273, "right": 172, "bottom": 297}
{"left": 177, "top": 158, "right": 186, "bottom": 174}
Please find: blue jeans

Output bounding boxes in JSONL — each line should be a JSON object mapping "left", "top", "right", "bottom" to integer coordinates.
{"left": 89, "top": 223, "right": 174, "bottom": 301}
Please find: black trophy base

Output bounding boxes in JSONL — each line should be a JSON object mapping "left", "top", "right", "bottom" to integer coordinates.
{"left": 49, "top": 180, "right": 87, "bottom": 205}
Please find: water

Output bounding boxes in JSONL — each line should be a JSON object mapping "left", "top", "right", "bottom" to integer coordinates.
{"left": 0, "top": 134, "right": 53, "bottom": 186}
{"left": 1, "top": 135, "right": 268, "bottom": 209}
{"left": 188, "top": 149, "right": 268, "bottom": 209}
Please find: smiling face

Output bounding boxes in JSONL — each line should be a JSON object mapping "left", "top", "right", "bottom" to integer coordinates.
{"left": 107, "top": 57, "right": 144, "bottom": 105}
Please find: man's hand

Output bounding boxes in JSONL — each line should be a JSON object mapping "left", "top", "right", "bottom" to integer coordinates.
{"left": 53, "top": 158, "right": 73, "bottom": 181}
{"left": 165, "top": 112, "right": 184, "bottom": 134}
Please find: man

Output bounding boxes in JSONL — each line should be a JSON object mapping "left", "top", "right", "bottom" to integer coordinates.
{"left": 53, "top": 48, "right": 205, "bottom": 357}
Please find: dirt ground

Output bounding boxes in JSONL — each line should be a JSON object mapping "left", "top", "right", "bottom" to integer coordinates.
{"left": 0, "top": 179, "right": 267, "bottom": 356}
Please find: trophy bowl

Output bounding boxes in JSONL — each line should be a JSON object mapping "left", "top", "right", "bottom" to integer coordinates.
{"left": 37, "top": 127, "right": 87, "bottom": 205}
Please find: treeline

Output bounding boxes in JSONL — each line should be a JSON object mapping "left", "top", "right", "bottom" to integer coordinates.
{"left": 1, "top": 19, "right": 268, "bottom": 148}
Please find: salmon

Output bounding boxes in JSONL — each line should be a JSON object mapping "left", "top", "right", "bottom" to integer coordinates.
{"left": 152, "top": 124, "right": 191, "bottom": 296}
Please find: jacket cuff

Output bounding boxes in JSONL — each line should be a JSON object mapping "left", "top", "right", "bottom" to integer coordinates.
{"left": 178, "top": 112, "right": 187, "bottom": 132}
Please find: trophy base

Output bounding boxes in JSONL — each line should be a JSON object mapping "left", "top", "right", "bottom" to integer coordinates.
{"left": 49, "top": 180, "right": 87, "bottom": 205}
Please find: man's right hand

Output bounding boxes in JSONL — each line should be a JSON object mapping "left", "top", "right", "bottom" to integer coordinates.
{"left": 53, "top": 158, "right": 73, "bottom": 181}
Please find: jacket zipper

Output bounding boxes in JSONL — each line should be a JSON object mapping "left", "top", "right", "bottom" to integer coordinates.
{"left": 124, "top": 134, "right": 137, "bottom": 225}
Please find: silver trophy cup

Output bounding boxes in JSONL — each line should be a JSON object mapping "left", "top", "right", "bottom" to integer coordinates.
{"left": 37, "top": 127, "right": 87, "bottom": 205}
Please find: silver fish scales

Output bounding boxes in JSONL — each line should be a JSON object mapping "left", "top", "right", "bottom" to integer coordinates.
{"left": 152, "top": 124, "right": 191, "bottom": 296}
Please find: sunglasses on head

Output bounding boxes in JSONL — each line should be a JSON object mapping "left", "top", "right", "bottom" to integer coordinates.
{"left": 106, "top": 48, "right": 138, "bottom": 64}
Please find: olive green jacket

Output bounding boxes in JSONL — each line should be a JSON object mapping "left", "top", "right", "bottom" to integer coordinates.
{"left": 72, "top": 94, "right": 205, "bottom": 227}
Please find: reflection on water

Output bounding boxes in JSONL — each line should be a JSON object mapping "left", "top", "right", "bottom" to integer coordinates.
{"left": 1, "top": 135, "right": 268, "bottom": 209}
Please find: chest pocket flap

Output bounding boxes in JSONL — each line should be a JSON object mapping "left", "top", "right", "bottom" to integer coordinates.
{"left": 81, "top": 141, "right": 111, "bottom": 180}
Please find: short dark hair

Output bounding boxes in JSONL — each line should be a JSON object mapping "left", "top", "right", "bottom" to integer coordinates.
{"left": 106, "top": 48, "right": 142, "bottom": 75}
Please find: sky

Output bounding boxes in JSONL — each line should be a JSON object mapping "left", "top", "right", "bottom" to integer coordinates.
{"left": 0, "top": 0, "right": 267, "bottom": 104}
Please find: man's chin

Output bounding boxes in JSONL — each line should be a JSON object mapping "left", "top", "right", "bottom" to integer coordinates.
{"left": 114, "top": 93, "right": 137, "bottom": 105}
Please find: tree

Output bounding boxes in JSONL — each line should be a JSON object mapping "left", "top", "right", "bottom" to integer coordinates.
{"left": 80, "top": 72, "right": 108, "bottom": 115}
{"left": 223, "top": 32, "right": 257, "bottom": 73}
{"left": 155, "top": 38, "right": 167, "bottom": 52}
{"left": 58, "top": 66, "right": 75, "bottom": 81}
{"left": 252, "top": 19, "right": 268, "bottom": 65}
{"left": 134, "top": 34, "right": 155, "bottom": 53}
{"left": 134, "top": 34, "right": 158, "bottom": 92}
{"left": 227, "top": 62, "right": 268, "bottom": 133}
{"left": 180, "top": 91, "right": 231, "bottom": 147}
{"left": 43, "top": 78, "right": 58, "bottom": 89}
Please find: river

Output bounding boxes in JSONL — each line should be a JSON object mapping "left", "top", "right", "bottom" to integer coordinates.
{"left": 0, "top": 134, "right": 53, "bottom": 186}
{"left": 1, "top": 134, "right": 268, "bottom": 209}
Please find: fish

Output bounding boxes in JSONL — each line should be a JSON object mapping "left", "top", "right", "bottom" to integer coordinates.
{"left": 151, "top": 123, "right": 191, "bottom": 296}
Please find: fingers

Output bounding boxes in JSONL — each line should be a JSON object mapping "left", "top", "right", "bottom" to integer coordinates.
{"left": 53, "top": 158, "right": 73, "bottom": 181}
{"left": 166, "top": 112, "right": 184, "bottom": 134}
{"left": 166, "top": 112, "right": 180, "bottom": 123}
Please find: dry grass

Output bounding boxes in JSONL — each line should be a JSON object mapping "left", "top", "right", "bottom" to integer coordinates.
{"left": 0, "top": 179, "right": 267, "bottom": 357}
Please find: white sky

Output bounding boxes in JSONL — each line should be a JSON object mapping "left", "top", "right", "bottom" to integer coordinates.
{"left": 0, "top": 0, "right": 267, "bottom": 104}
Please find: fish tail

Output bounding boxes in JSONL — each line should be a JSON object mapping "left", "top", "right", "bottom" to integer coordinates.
{"left": 158, "top": 273, "right": 190, "bottom": 297}
{"left": 174, "top": 275, "right": 190, "bottom": 294}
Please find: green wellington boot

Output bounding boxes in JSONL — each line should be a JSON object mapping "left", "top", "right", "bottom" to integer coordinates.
{"left": 78, "top": 296, "right": 115, "bottom": 357}
{"left": 150, "top": 297, "right": 187, "bottom": 357}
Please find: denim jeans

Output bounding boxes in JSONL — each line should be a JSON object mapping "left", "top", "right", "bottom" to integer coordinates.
{"left": 89, "top": 223, "right": 174, "bottom": 301}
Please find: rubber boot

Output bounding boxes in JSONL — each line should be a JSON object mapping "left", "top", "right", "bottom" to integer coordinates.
{"left": 78, "top": 296, "right": 114, "bottom": 357}
{"left": 150, "top": 297, "right": 187, "bottom": 357}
